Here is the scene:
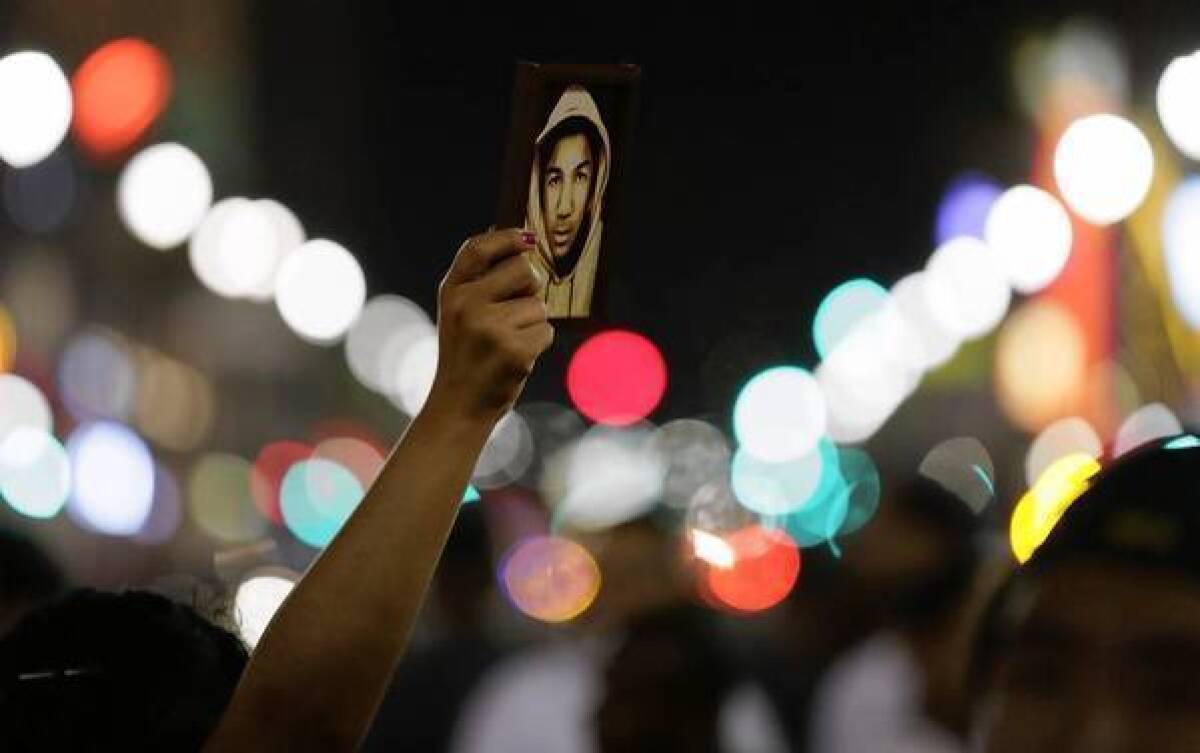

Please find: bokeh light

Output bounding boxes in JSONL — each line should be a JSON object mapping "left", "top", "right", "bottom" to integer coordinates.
{"left": 1025, "top": 416, "right": 1102, "bottom": 487}
{"left": 58, "top": 328, "right": 136, "bottom": 422}
{"left": 500, "top": 535, "right": 601, "bottom": 623}
{"left": 275, "top": 239, "right": 366, "bottom": 344}
{"left": 567, "top": 330, "right": 667, "bottom": 426}
{"left": 776, "top": 441, "right": 852, "bottom": 548}
{"left": 650, "top": 419, "right": 731, "bottom": 510}
{"left": 1162, "top": 177, "right": 1200, "bottom": 329}
{"left": 690, "top": 528, "right": 735, "bottom": 569}
{"left": 280, "top": 458, "right": 363, "bottom": 548}
{"left": 935, "top": 174, "right": 1003, "bottom": 244}
{"left": 730, "top": 445, "right": 825, "bottom": 517}
{"left": 1010, "top": 453, "right": 1102, "bottom": 564}
{"left": 133, "top": 351, "right": 215, "bottom": 452}
{"left": 190, "top": 197, "right": 304, "bottom": 301}
{"left": 1166, "top": 435, "right": 1200, "bottom": 451}
{"left": 918, "top": 437, "right": 995, "bottom": 514}
{"left": 235, "top": 568, "right": 298, "bottom": 649}
{"left": 548, "top": 425, "right": 665, "bottom": 532}
{"left": 517, "top": 401, "right": 586, "bottom": 487}
{"left": 686, "top": 479, "right": 759, "bottom": 539}
{"left": 1, "top": 251, "right": 76, "bottom": 356}
{"left": 1053, "top": 114, "right": 1153, "bottom": 225}
{"left": 0, "top": 51, "right": 72, "bottom": 168}
{"left": 985, "top": 184, "right": 1073, "bottom": 294}
{"left": 817, "top": 309, "right": 920, "bottom": 444}
{"left": 135, "top": 463, "right": 182, "bottom": 545}
{"left": 995, "top": 299, "right": 1087, "bottom": 432}
{"left": 118, "top": 142, "right": 212, "bottom": 250}
{"left": 733, "top": 366, "right": 826, "bottom": 462}
{"left": 313, "top": 436, "right": 384, "bottom": 491}
{"left": 0, "top": 427, "right": 70, "bottom": 519}
{"left": 706, "top": 526, "right": 800, "bottom": 612}
{"left": 0, "top": 373, "right": 52, "bottom": 442}
{"left": 1157, "top": 50, "right": 1200, "bottom": 160}
{"left": 832, "top": 447, "right": 881, "bottom": 538}
{"left": 345, "top": 295, "right": 433, "bottom": 394}
{"left": 188, "top": 454, "right": 268, "bottom": 543}
{"left": 393, "top": 333, "right": 438, "bottom": 415}
{"left": 889, "top": 272, "right": 960, "bottom": 371}
{"left": 0, "top": 303, "right": 14, "bottom": 372}
{"left": 71, "top": 38, "right": 171, "bottom": 159}
{"left": 923, "top": 237, "right": 1012, "bottom": 339}
{"left": 812, "top": 279, "right": 889, "bottom": 359}
{"left": 1013, "top": 20, "right": 1127, "bottom": 124}
{"left": 473, "top": 412, "right": 534, "bottom": 490}
{"left": 1114, "top": 403, "right": 1183, "bottom": 457}
{"left": 3, "top": 150, "right": 78, "bottom": 234}
{"left": 250, "top": 441, "right": 312, "bottom": 525}
{"left": 66, "top": 421, "right": 154, "bottom": 536}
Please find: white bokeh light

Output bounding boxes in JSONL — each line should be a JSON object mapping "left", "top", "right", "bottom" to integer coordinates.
{"left": 190, "top": 198, "right": 305, "bottom": 300}
{"left": 1025, "top": 416, "right": 1103, "bottom": 487}
{"left": 118, "top": 143, "right": 213, "bottom": 250}
{"left": 889, "top": 272, "right": 961, "bottom": 372}
{"left": 274, "top": 239, "right": 366, "bottom": 343}
{"left": 1163, "top": 177, "right": 1200, "bottom": 329}
{"left": 393, "top": 333, "right": 439, "bottom": 415}
{"left": 345, "top": 295, "right": 433, "bottom": 393}
{"left": 473, "top": 411, "right": 535, "bottom": 490}
{"left": 985, "top": 185, "right": 1073, "bottom": 294}
{"left": 817, "top": 309, "right": 921, "bottom": 444}
{"left": 1114, "top": 403, "right": 1184, "bottom": 457}
{"left": 923, "top": 237, "right": 1012, "bottom": 339}
{"left": 0, "top": 373, "right": 52, "bottom": 442}
{"left": 1157, "top": 51, "right": 1200, "bottom": 161}
{"left": 0, "top": 51, "right": 72, "bottom": 168}
{"left": 1054, "top": 114, "right": 1153, "bottom": 225}
{"left": 67, "top": 421, "right": 155, "bottom": 536}
{"left": 733, "top": 367, "right": 826, "bottom": 462}
{"left": 552, "top": 426, "right": 665, "bottom": 531}
{"left": 235, "top": 569, "right": 297, "bottom": 648}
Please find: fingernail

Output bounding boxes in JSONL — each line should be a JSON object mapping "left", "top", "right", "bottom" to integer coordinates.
{"left": 520, "top": 231, "right": 536, "bottom": 246}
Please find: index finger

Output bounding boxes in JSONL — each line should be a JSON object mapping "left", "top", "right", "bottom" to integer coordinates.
{"left": 446, "top": 229, "right": 536, "bottom": 284}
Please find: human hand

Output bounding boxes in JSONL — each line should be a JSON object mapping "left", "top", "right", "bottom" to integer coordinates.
{"left": 425, "top": 229, "right": 554, "bottom": 426}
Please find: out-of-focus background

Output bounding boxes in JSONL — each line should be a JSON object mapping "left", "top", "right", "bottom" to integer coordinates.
{"left": 1, "top": 1, "right": 1199, "bottom": 751}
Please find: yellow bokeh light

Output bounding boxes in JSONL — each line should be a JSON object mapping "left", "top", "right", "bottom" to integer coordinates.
{"left": 0, "top": 303, "right": 14, "bottom": 372}
{"left": 1010, "top": 452, "right": 1102, "bottom": 564}
{"left": 995, "top": 299, "right": 1087, "bottom": 432}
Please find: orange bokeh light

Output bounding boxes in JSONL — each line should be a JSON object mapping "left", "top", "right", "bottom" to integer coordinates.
{"left": 706, "top": 525, "right": 801, "bottom": 613}
{"left": 72, "top": 38, "right": 171, "bottom": 159}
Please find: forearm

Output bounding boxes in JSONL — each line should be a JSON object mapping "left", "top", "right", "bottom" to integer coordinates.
{"left": 205, "top": 396, "right": 495, "bottom": 752}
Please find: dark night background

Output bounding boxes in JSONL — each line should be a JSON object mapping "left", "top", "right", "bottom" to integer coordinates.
{"left": 250, "top": 1, "right": 1200, "bottom": 425}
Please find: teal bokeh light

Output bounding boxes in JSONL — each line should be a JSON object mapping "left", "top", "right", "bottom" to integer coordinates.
{"left": 281, "top": 458, "right": 363, "bottom": 548}
{"left": 812, "top": 278, "right": 888, "bottom": 359}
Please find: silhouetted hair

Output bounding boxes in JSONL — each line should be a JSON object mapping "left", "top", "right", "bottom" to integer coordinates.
{"left": 0, "top": 588, "right": 248, "bottom": 751}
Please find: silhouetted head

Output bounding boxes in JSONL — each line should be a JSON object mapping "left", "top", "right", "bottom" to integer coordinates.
{"left": 0, "top": 588, "right": 248, "bottom": 751}
{"left": 971, "top": 435, "right": 1200, "bottom": 753}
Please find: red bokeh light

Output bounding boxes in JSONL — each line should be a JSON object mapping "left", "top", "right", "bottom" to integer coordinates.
{"left": 566, "top": 330, "right": 667, "bottom": 426}
{"left": 706, "top": 526, "right": 801, "bottom": 613}
{"left": 250, "top": 441, "right": 313, "bottom": 525}
{"left": 72, "top": 38, "right": 171, "bottom": 160}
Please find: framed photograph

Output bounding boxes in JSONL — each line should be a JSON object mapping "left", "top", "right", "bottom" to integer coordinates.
{"left": 496, "top": 63, "right": 640, "bottom": 319}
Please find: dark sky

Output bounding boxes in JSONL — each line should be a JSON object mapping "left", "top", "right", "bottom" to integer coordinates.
{"left": 252, "top": 0, "right": 1200, "bottom": 422}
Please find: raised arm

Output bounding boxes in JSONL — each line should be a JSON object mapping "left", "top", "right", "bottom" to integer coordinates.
{"left": 204, "top": 229, "right": 552, "bottom": 752}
